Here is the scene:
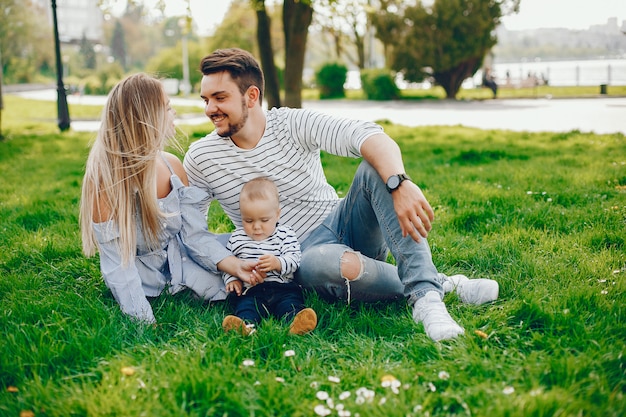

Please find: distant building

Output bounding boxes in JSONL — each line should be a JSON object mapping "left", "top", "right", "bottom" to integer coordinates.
{"left": 34, "top": 0, "right": 104, "bottom": 44}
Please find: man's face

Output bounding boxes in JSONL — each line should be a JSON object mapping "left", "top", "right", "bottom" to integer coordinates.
{"left": 200, "top": 71, "right": 248, "bottom": 138}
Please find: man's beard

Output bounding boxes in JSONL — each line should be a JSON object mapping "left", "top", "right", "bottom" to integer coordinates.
{"left": 216, "top": 98, "right": 248, "bottom": 138}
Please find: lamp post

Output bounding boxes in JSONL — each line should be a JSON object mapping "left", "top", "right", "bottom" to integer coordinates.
{"left": 178, "top": 14, "right": 192, "bottom": 96}
{"left": 51, "top": 0, "right": 70, "bottom": 131}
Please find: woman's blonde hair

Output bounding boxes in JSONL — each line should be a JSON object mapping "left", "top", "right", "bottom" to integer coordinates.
{"left": 80, "top": 73, "right": 174, "bottom": 265}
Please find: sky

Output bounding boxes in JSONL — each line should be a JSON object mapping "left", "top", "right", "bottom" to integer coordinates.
{"left": 119, "top": 0, "right": 626, "bottom": 34}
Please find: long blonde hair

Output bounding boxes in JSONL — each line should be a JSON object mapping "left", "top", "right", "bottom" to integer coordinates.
{"left": 80, "top": 73, "right": 174, "bottom": 265}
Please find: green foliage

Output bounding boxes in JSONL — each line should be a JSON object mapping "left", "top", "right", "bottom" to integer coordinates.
{"left": 373, "top": 0, "right": 513, "bottom": 99}
{"left": 145, "top": 40, "right": 205, "bottom": 93}
{"left": 0, "top": 99, "right": 625, "bottom": 416}
{"left": 360, "top": 68, "right": 399, "bottom": 100}
{"left": 315, "top": 62, "right": 348, "bottom": 99}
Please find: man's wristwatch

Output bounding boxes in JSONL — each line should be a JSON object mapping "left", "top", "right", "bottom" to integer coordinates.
{"left": 385, "top": 173, "right": 412, "bottom": 193}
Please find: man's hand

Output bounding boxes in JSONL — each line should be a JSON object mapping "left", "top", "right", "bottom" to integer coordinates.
{"left": 392, "top": 181, "right": 434, "bottom": 242}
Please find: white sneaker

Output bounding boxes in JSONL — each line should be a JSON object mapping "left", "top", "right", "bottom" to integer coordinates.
{"left": 413, "top": 291, "right": 465, "bottom": 341}
{"left": 440, "top": 274, "right": 499, "bottom": 305}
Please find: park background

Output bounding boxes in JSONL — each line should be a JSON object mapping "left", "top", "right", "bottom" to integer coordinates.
{"left": 1, "top": 1, "right": 625, "bottom": 416}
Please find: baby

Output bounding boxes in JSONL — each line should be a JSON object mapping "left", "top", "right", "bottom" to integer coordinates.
{"left": 222, "top": 177, "right": 317, "bottom": 335}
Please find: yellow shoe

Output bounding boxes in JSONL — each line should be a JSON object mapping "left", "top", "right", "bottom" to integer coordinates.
{"left": 222, "top": 315, "right": 255, "bottom": 336}
{"left": 289, "top": 308, "right": 317, "bottom": 335}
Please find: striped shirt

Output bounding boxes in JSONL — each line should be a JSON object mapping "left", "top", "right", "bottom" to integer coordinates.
{"left": 184, "top": 107, "right": 384, "bottom": 240}
{"left": 223, "top": 224, "right": 301, "bottom": 287}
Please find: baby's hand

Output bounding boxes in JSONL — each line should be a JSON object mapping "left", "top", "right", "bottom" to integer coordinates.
{"left": 226, "top": 280, "right": 243, "bottom": 296}
{"left": 257, "top": 254, "right": 280, "bottom": 272}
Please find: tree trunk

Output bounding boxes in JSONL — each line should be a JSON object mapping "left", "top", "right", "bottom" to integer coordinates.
{"left": 254, "top": 1, "right": 281, "bottom": 109}
{"left": 434, "top": 56, "right": 482, "bottom": 99}
{"left": 282, "top": 0, "right": 313, "bottom": 108}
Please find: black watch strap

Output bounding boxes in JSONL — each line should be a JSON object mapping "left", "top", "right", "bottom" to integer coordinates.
{"left": 386, "top": 173, "right": 412, "bottom": 193}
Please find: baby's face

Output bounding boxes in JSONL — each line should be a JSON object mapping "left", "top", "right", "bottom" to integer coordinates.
{"left": 240, "top": 198, "right": 280, "bottom": 241}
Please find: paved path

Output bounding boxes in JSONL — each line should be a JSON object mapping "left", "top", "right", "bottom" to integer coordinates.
{"left": 14, "top": 89, "right": 626, "bottom": 134}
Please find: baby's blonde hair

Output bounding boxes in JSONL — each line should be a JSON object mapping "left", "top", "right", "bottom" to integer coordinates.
{"left": 239, "top": 177, "right": 279, "bottom": 208}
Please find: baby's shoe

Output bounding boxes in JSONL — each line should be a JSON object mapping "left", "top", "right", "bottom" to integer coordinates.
{"left": 289, "top": 308, "right": 317, "bottom": 335}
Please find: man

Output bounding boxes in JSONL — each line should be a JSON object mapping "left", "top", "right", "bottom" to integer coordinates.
{"left": 183, "top": 48, "right": 498, "bottom": 341}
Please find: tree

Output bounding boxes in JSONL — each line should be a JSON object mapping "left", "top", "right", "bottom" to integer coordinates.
{"left": 313, "top": 0, "right": 370, "bottom": 69}
{"left": 282, "top": 0, "right": 314, "bottom": 107}
{"left": 253, "top": 0, "right": 313, "bottom": 108}
{"left": 0, "top": 0, "right": 54, "bottom": 83}
{"left": 252, "top": 0, "right": 281, "bottom": 109}
{"left": 111, "top": 20, "right": 127, "bottom": 70}
{"left": 373, "top": 0, "right": 520, "bottom": 99}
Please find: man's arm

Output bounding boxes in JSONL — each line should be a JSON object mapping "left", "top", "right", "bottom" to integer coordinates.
{"left": 360, "top": 133, "right": 434, "bottom": 243}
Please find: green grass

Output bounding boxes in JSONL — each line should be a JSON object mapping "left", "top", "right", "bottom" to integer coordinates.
{"left": 0, "top": 98, "right": 625, "bottom": 417}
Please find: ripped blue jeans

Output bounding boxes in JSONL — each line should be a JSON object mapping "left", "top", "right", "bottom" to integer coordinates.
{"left": 294, "top": 161, "right": 443, "bottom": 306}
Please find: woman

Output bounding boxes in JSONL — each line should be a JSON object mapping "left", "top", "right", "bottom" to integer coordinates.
{"left": 80, "top": 73, "right": 257, "bottom": 323}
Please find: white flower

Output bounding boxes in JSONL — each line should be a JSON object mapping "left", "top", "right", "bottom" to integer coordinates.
{"left": 310, "top": 381, "right": 319, "bottom": 389}
{"left": 242, "top": 359, "right": 255, "bottom": 367}
{"left": 427, "top": 382, "right": 436, "bottom": 392}
{"left": 503, "top": 386, "right": 515, "bottom": 395}
{"left": 284, "top": 350, "right": 296, "bottom": 357}
{"left": 275, "top": 377, "right": 285, "bottom": 383}
{"left": 316, "top": 391, "right": 329, "bottom": 401}
{"left": 438, "top": 371, "right": 450, "bottom": 380}
{"left": 328, "top": 376, "right": 341, "bottom": 383}
{"left": 339, "top": 391, "right": 351, "bottom": 400}
{"left": 314, "top": 405, "right": 332, "bottom": 416}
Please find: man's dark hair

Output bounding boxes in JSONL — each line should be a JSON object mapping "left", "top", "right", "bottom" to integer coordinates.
{"left": 199, "top": 48, "right": 265, "bottom": 103}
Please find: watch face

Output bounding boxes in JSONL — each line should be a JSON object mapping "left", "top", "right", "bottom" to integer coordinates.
{"left": 387, "top": 175, "right": 400, "bottom": 189}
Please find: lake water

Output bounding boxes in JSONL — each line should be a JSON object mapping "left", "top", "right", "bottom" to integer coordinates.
{"left": 347, "top": 58, "right": 626, "bottom": 89}
{"left": 488, "top": 58, "right": 626, "bottom": 87}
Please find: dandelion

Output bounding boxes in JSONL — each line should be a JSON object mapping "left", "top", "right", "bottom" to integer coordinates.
{"left": 503, "top": 386, "right": 515, "bottom": 395}
{"left": 380, "top": 374, "right": 398, "bottom": 386}
{"left": 427, "top": 382, "right": 437, "bottom": 392}
{"left": 339, "top": 391, "right": 351, "bottom": 400}
{"left": 242, "top": 359, "right": 255, "bottom": 367}
{"left": 378, "top": 397, "right": 387, "bottom": 405}
{"left": 338, "top": 408, "right": 351, "bottom": 417}
{"left": 328, "top": 376, "right": 341, "bottom": 383}
{"left": 316, "top": 391, "right": 329, "bottom": 401}
{"left": 613, "top": 270, "right": 621, "bottom": 274}
{"left": 310, "top": 381, "right": 319, "bottom": 389}
{"left": 314, "top": 405, "right": 332, "bottom": 416}
{"left": 601, "top": 290, "right": 608, "bottom": 295}
{"left": 276, "top": 377, "right": 285, "bottom": 383}
{"left": 475, "top": 330, "right": 488, "bottom": 339}
{"left": 526, "top": 191, "right": 533, "bottom": 195}
{"left": 438, "top": 371, "right": 450, "bottom": 380}
{"left": 121, "top": 366, "right": 136, "bottom": 376}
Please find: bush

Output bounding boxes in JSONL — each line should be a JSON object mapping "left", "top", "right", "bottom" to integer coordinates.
{"left": 360, "top": 69, "right": 399, "bottom": 100}
{"left": 315, "top": 62, "right": 348, "bottom": 99}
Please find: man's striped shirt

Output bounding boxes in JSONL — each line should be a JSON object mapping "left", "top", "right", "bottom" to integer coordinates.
{"left": 184, "top": 107, "right": 384, "bottom": 241}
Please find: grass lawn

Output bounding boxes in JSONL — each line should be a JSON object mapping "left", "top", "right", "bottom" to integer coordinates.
{"left": 0, "top": 97, "right": 624, "bottom": 416}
